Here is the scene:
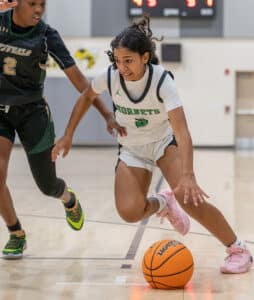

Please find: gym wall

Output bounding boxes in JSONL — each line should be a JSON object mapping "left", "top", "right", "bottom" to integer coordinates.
{"left": 44, "top": 0, "right": 254, "bottom": 147}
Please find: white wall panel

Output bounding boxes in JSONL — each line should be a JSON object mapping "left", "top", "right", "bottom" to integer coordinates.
{"left": 150, "top": 19, "right": 180, "bottom": 38}
{"left": 46, "top": 0, "right": 91, "bottom": 37}
{"left": 224, "top": 0, "right": 254, "bottom": 37}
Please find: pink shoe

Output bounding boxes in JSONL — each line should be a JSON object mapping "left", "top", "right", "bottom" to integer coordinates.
{"left": 220, "top": 245, "right": 253, "bottom": 274}
{"left": 156, "top": 189, "right": 190, "bottom": 235}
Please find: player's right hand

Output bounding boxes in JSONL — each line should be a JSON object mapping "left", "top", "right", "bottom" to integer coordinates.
{"left": 0, "top": 0, "right": 18, "bottom": 11}
{"left": 106, "top": 114, "right": 127, "bottom": 137}
{"left": 51, "top": 135, "right": 72, "bottom": 162}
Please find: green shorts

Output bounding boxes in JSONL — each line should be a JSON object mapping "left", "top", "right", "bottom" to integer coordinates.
{"left": 0, "top": 99, "right": 55, "bottom": 154}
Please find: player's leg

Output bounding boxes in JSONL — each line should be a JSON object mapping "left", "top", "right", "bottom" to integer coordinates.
{"left": 157, "top": 144, "right": 252, "bottom": 273}
{"left": 0, "top": 133, "right": 26, "bottom": 259}
{"left": 157, "top": 144, "right": 236, "bottom": 244}
{"left": 0, "top": 137, "right": 17, "bottom": 226}
{"left": 115, "top": 160, "right": 154, "bottom": 222}
{"left": 17, "top": 101, "right": 84, "bottom": 231}
{"left": 116, "top": 145, "right": 190, "bottom": 234}
{"left": 26, "top": 148, "right": 84, "bottom": 230}
{"left": 154, "top": 136, "right": 190, "bottom": 235}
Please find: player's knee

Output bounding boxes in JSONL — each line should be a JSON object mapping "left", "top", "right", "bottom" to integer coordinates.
{"left": 120, "top": 213, "right": 142, "bottom": 223}
{"left": 117, "top": 205, "right": 143, "bottom": 223}
{"left": 37, "top": 183, "right": 59, "bottom": 197}
{"left": 35, "top": 176, "right": 66, "bottom": 198}
{"left": 35, "top": 178, "right": 65, "bottom": 198}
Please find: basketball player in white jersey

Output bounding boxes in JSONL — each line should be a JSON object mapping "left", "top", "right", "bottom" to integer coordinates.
{"left": 52, "top": 16, "right": 252, "bottom": 274}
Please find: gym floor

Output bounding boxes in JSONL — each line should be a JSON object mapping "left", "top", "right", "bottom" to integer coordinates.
{"left": 0, "top": 146, "right": 253, "bottom": 300}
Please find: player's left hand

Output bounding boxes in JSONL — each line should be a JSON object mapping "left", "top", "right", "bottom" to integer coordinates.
{"left": 173, "top": 173, "right": 209, "bottom": 206}
{"left": 51, "top": 135, "right": 72, "bottom": 162}
{"left": 106, "top": 113, "right": 127, "bottom": 137}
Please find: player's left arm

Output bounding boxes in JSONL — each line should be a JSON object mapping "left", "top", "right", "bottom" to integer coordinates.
{"left": 168, "top": 107, "right": 194, "bottom": 177}
{"left": 159, "top": 72, "right": 208, "bottom": 205}
{"left": 168, "top": 107, "right": 209, "bottom": 206}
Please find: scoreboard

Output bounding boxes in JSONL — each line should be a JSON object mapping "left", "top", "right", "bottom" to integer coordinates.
{"left": 128, "top": 0, "right": 216, "bottom": 18}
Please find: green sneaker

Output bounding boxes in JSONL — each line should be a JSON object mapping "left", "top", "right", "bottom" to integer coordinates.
{"left": 65, "top": 188, "right": 84, "bottom": 230}
{"left": 2, "top": 230, "right": 27, "bottom": 259}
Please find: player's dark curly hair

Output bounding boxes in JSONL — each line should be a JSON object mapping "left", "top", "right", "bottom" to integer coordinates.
{"left": 107, "top": 15, "right": 162, "bottom": 68}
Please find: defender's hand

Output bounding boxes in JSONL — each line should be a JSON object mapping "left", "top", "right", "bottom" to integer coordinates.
{"left": 0, "top": 0, "right": 18, "bottom": 11}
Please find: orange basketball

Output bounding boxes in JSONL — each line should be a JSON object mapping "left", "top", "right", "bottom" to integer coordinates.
{"left": 142, "top": 239, "right": 194, "bottom": 289}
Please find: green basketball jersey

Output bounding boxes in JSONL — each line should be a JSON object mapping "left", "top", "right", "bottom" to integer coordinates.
{"left": 0, "top": 10, "right": 49, "bottom": 105}
{"left": 0, "top": 10, "right": 76, "bottom": 106}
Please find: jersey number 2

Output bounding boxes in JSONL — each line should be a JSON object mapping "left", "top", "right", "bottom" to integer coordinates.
{"left": 3, "top": 57, "right": 17, "bottom": 76}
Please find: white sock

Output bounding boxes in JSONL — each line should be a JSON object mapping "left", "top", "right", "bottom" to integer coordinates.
{"left": 231, "top": 237, "right": 246, "bottom": 249}
{"left": 154, "top": 194, "right": 167, "bottom": 213}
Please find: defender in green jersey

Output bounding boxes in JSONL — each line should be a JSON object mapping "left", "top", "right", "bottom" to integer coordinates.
{"left": 0, "top": 0, "right": 126, "bottom": 259}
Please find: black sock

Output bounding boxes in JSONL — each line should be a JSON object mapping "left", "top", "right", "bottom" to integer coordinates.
{"left": 7, "top": 219, "right": 22, "bottom": 232}
{"left": 64, "top": 192, "right": 75, "bottom": 209}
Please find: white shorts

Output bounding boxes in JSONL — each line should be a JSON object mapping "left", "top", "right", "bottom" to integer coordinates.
{"left": 119, "top": 135, "right": 177, "bottom": 172}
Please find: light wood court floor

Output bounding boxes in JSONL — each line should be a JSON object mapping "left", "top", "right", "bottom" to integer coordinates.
{"left": 0, "top": 146, "right": 254, "bottom": 300}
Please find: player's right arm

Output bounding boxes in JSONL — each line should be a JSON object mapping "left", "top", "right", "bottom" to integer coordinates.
{"left": 0, "top": 0, "right": 17, "bottom": 11}
{"left": 51, "top": 85, "right": 98, "bottom": 161}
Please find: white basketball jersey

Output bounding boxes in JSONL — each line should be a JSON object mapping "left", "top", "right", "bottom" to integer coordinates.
{"left": 93, "top": 64, "right": 182, "bottom": 146}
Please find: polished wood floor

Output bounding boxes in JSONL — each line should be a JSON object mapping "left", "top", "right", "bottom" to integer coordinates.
{"left": 0, "top": 146, "right": 253, "bottom": 300}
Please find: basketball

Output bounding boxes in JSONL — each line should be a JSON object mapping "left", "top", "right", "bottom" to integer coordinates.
{"left": 142, "top": 239, "right": 194, "bottom": 289}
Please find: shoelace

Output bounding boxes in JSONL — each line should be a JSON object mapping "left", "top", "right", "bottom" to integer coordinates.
{"left": 6, "top": 235, "right": 24, "bottom": 249}
{"left": 224, "top": 246, "right": 244, "bottom": 262}
{"left": 156, "top": 209, "right": 180, "bottom": 225}
{"left": 69, "top": 205, "right": 81, "bottom": 221}
{"left": 156, "top": 209, "right": 168, "bottom": 218}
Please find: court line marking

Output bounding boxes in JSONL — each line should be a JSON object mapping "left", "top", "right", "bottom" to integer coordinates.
{"left": 16, "top": 214, "right": 254, "bottom": 245}
{"left": 16, "top": 256, "right": 127, "bottom": 261}
{"left": 56, "top": 276, "right": 149, "bottom": 287}
{"left": 123, "top": 174, "right": 164, "bottom": 264}
{"left": 55, "top": 282, "right": 148, "bottom": 287}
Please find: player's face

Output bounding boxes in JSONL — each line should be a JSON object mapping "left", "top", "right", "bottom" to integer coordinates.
{"left": 113, "top": 47, "right": 149, "bottom": 81}
{"left": 13, "top": 0, "right": 46, "bottom": 27}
